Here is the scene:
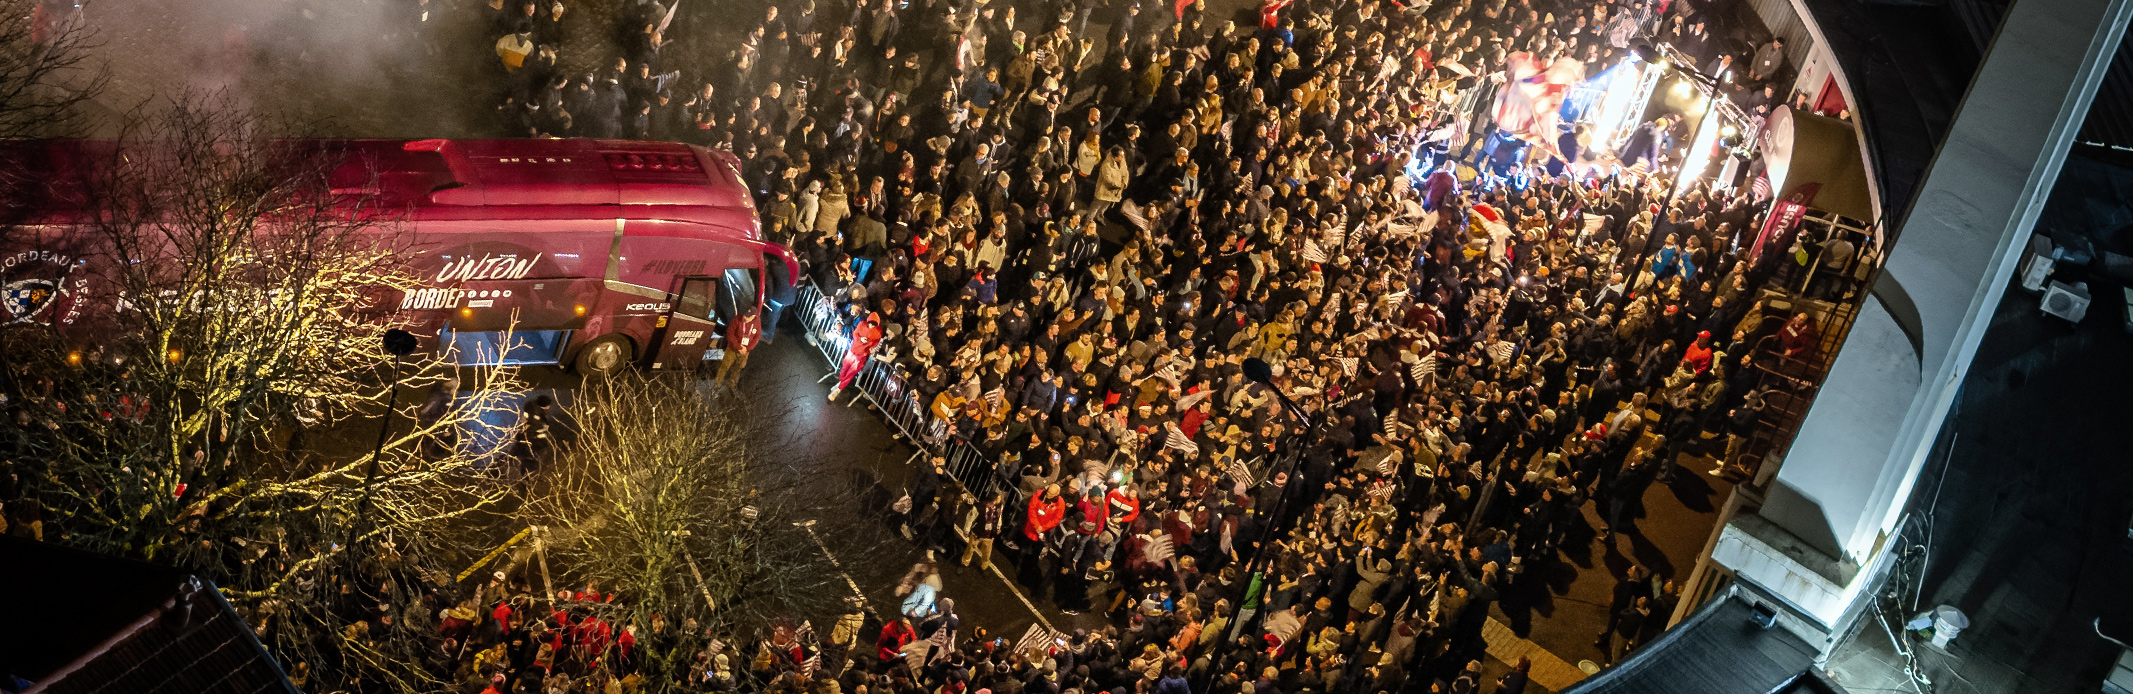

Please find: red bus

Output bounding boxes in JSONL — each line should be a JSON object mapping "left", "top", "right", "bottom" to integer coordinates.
{"left": 1, "top": 138, "right": 794, "bottom": 374}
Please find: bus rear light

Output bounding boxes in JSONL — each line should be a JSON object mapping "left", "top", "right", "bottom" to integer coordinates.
{"left": 460, "top": 307, "right": 474, "bottom": 319}
{"left": 573, "top": 304, "right": 587, "bottom": 316}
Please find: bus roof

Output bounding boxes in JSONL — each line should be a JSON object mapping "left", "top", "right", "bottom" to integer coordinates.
{"left": 0, "top": 138, "right": 761, "bottom": 242}
{"left": 344, "top": 138, "right": 753, "bottom": 211}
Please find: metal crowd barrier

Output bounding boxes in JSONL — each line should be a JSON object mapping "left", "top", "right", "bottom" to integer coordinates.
{"left": 789, "top": 276, "right": 1291, "bottom": 621}
{"left": 790, "top": 281, "right": 1014, "bottom": 508}
{"left": 794, "top": 283, "right": 852, "bottom": 366}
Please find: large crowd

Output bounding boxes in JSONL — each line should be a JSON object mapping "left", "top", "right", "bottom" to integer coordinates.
{"left": 412, "top": 0, "right": 1866, "bottom": 690}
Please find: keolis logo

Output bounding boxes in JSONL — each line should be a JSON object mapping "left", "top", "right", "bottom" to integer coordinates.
{"left": 437, "top": 253, "right": 542, "bottom": 282}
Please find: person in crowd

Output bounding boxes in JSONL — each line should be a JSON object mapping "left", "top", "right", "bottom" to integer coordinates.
{"left": 1748, "top": 37, "right": 1787, "bottom": 86}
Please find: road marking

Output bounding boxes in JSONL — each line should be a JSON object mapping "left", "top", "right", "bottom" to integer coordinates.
{"left": 982, "top": 558, "right": 1055, "bottom": 632}
{"left": 799, "top": 521, "right": 876, "bottom": 613}
{"left": 681, "top": 547, "right": 724, "bottom": 610}
{"left": 535, "top": 526, "right": 556, "bottom": 609}
{"left": 1483, "top": 617, "right": 1589, "bottom": 692}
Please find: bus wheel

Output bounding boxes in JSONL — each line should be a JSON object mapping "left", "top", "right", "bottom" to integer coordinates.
{"left": 574, "top": 334, "right": 633, "bottom": 377}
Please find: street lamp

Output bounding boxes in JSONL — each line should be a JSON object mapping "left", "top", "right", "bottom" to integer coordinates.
{"left": 347, "top": 328, "right": 418, "bottom": 557}
{"left": 1233, "top": 357, "right": 1323, "bottom": 637}
{"left": 1239, "top": 357, "right": 1318, "bottom": 558}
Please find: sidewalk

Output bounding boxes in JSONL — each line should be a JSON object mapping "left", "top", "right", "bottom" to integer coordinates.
{"left": 1488, "top": 442, "right": 1735, "bottom": 675}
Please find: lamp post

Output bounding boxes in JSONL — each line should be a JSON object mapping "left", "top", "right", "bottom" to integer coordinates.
{"left": 1240, "top": 357, "right": 1316, "bottom": 567}
{"left": 347, "top": 328, "right": 419, "bottom": 558}
{"left": 1231, "top": 357, "right": 1321, "bottom": 638}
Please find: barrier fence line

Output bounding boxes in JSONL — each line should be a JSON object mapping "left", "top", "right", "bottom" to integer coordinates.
{"left": 793, "top": 280, "right": 1052, "bottom": 621}
{"left": 458, "top": 526, "right": 534, "bottom": 583}
{"left": 793, "top": 282, "right": 1015, "bottom": 505}
{"left": 791, "top": 277, "right": 1323, "bottom": 640}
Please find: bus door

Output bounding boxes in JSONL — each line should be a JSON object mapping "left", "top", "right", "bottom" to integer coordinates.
{"left": 655, "top": 276, "right": 720, "bottom": 370}
{"left": 656, "top": 267, "right": 761, "bottom": 369}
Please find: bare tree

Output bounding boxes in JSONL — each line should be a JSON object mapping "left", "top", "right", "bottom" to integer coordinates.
{"left": 516, "top": 373, "right": 884, "bottom": 689}
{"left": 0, "top": 0, "right": 104, "bottom": 137}
{"left": 0, "top": 93, "right": 529, "bottom": 692}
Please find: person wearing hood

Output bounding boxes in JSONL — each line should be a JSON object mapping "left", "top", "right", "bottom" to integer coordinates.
{"left": 814, "top": 179, "right": 851, "bottom": 236}
{"left": 829, "top": 312, "right": 884, "bottom": 401}
{"left": 1347, "top": 550, "right": 1394, "bottom": 618}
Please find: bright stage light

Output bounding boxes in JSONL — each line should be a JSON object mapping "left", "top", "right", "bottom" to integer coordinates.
{"left": 1591, "top": 60, "right": 1647, "bottom": 154}
{"left": 1674, "top": 105, "right": 1724, "bottom": 197}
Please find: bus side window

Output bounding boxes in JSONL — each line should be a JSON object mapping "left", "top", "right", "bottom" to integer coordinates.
{"left": 723, "top": 267, "right": 761, "bottom": 314}
{"left": 676, "top": 277, "right": 718, "bottom": 321}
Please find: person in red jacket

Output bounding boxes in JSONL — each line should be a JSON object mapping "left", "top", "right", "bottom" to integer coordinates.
{"left": 574, "top": 615, "right": 610, "bottom": 665}
{"left": 831, "top": 312, "right": 885, "bottom": 401}
{"left": 877, "top": 616, "right": 916, "bottom": 662}
{"left": 613, "top": 624, "right": 637, "bottom": 670}
{"left": 1106, "top": 484, "right": 1141, "bottom": 527}
{"left": 1778, "top": 312, "right": 1819, "bottom": 358}
{"left": 1075, "top": 491, "right": 1108, "bottom": 537}
{"left": 1025, "top": 484, "right": 1067, "bottom": 542}
{"left": 1682, "top": 330, "right": 1715, "bottom": 374}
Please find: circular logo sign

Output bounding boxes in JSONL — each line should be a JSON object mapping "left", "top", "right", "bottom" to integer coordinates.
{"left": 2, "top": 278, "right": 59, "bottom": 322}
{"left": 1, "top": 249, "right": 87, "bottom": 326}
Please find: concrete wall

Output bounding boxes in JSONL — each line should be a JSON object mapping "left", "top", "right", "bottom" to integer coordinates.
{"left": 1763, "top": 295, "right": 1919, "bottom": 561}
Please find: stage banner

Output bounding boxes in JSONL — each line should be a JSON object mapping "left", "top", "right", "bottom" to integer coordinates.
{"left": 1750, "top": 183, "right": 1821, "bottom": 261}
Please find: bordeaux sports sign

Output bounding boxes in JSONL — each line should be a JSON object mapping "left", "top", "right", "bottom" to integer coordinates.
{"left": 2, "top": 249, "right": 89, "bottom": 326}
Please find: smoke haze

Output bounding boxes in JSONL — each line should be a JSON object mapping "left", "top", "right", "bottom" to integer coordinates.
{"left": 82, "top": 0, "right": 498, "bottom": 138}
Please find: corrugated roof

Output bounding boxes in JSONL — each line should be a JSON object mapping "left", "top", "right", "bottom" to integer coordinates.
{"left": 1559, "top": 596, "right": 1818, "bottom": 694}
{"left": 0, "top": 536, "right": 298, "bottom": 694}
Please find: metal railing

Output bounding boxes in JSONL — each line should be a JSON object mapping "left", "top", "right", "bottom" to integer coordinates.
{"left": 789, "top": 281, "right": 1017, "bottom": 507}
{"left": 1729, "top": 260, "right": 1875, "bottom": 489}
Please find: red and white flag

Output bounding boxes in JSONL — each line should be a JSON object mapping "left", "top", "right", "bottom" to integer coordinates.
{"left": 1491, "top": 52, "right": 1586, "bottom": 159}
